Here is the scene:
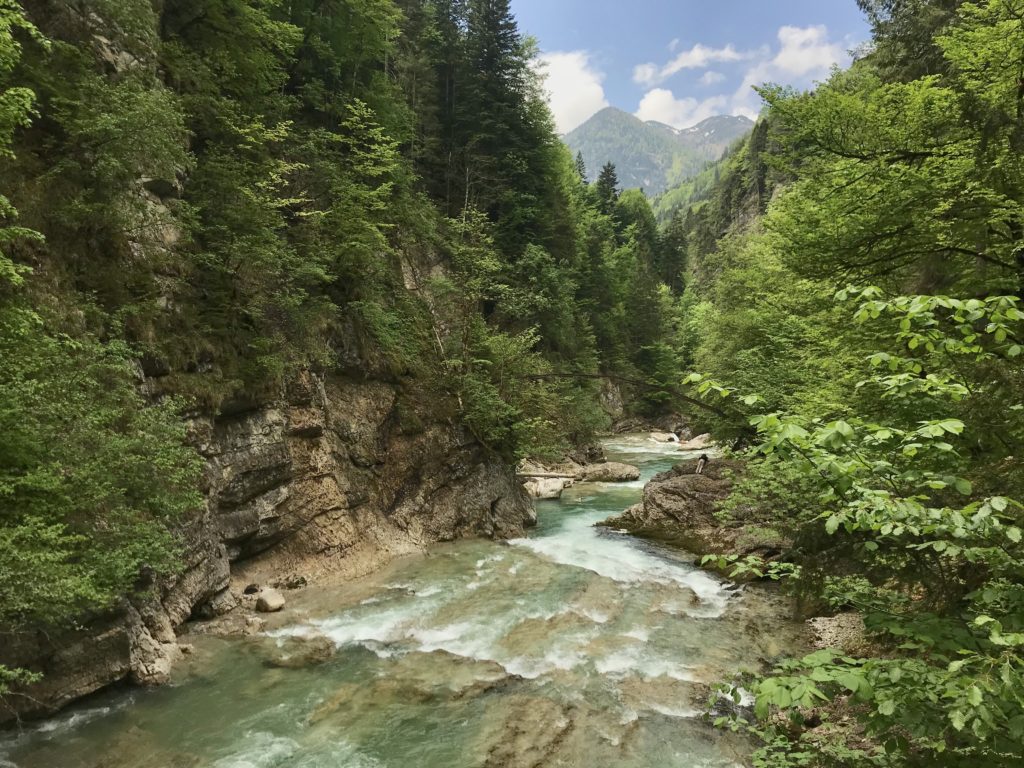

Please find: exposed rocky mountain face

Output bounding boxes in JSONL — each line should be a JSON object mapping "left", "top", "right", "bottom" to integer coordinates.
{"left": 1, "top": 372, "right": 534, "bottom": 723}
{"left": 564, "top": 107, "right": 754, "bottom": 195}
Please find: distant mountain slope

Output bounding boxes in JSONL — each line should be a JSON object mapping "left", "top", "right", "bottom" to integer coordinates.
{"left": 564, "top": 107, "right": 754, "bottom": 196}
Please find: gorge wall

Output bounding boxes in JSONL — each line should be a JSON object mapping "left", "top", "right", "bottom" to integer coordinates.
{"left": 0, "top": 371, "right": 534, "bottom": 723}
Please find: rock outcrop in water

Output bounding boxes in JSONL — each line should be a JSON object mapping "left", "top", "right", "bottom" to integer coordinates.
{"left": 519, "top": 455, "right": 641, "bottom": 500}
{"left": 0, "top": 372, "right": 534, "bottom": 723}
{"left": 578, "top": 462, "right": 641, "bottom": 483}
{"left": 600, "top": 458, "right": 788, "bottom": 559}
{"left": 523, "top": 477, "right": 573, "bottom": 500}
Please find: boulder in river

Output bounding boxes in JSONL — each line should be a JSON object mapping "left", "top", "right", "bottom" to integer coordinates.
{"left": 650, "top": 432, "right": 679, "bottom": 443}
{"left": 519, "top": 456, "right": 638, "bottom": 488}
{"left": 256, "top": 588, "right": 286, "bottom": 613}
{"left": 600, "top": 458, "right": 790, "bottom": 564}
{"left": 579, "top": 462, "right": 641, "bottom": 483}
{"left": 678, "top": 433, "right": 714, "bottom": 451}
{"left": 523, "top": 477, "right": 572, "bottom": 499}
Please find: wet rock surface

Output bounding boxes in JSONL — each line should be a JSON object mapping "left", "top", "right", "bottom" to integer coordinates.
{"left": 479, "top": 696, "right": 577, "bottom": 768}
{"left": 518, "top": 455, "right": 642, "bottom": 493}
{"left": 678, "top": 433, "right": 714, "bottom": 451}
{"left": 579, "top": 462, "right": 642, "bottom": 483}
{"left": 261, "top": 634, "right": 336, "bottom": 669}
{"left": 256, "top": 588, "right": 286, "bottom": 613}
{"left": 523, "top": 476, "right": 573, "bottom": 499}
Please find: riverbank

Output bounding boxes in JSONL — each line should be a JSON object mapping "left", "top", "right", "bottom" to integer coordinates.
{"left": 601, "top": 442, "right": 872, "bottom": 663}
{"left": 0, "top": 373, "right": 537, "bottom": 726}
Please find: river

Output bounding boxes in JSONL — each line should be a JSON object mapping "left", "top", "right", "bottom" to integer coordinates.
{"left": 0, "top": 435, "right": 803, "bottom": 768}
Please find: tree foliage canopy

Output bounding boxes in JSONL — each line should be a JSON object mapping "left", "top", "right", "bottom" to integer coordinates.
{"left": 670, "top": 1, "right": 1024, "bottom": 765}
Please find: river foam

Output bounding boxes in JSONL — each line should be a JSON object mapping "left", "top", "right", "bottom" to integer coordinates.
{"left": 211, "top": 731, "right": 383, "bottom": 768}
{"left": 511, "top": 517, "right": 729, "bottom": 616}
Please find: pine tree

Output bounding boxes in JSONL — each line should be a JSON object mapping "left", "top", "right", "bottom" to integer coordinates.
{"left": 574, "top": 151, "right": 587, "bottom": 181}
{"left": 595, "top": 162, "right": 619, "bottom": 215}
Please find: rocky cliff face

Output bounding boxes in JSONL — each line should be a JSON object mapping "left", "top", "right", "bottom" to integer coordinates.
{"left": 0, "top": 372, "right": 534, "bottom": 723}
{"left": 600, "top": 458, "right": 787, "bottom": 560}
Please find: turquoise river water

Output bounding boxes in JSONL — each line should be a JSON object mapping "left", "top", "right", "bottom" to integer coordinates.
{"left": 0, "top": 436, "right": 803, "bottom": 768}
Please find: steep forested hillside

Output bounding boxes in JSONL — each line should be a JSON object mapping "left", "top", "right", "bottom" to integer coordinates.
{"left": 0, "top": 0, "right": 690, "bottom": 703}
{"left": 5, "top": 1, "right": 1024, "bottom": 765}
{"left": 649, "top": 133, "right": 747, "bottom": 222}
{"left": 564, "top": 106, "right": 753, "bottom": 195}
{"left": 669, "top": 1, "right": 1024, "bottom": 765}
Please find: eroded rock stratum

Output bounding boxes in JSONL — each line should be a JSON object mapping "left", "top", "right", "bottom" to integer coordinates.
{"left": 0, "top": 372, "right": 533, "bottom": 722}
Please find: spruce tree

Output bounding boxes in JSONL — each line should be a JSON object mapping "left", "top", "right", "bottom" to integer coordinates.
{"left": 657, "top": 209, "right": 688, "bottom": 293}
{"left": 855, "top": 0, "right": 964, "bottom": 79}
{"left": 574, "top": 151, "right": 587, "bottom": 181}
{"left": 595, "top": 162, "right": 619, "bottom": 215}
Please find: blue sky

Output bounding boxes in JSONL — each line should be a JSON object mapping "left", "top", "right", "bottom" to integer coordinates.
{"left": 511, "top": 0, "right": 871, "bottom": 133}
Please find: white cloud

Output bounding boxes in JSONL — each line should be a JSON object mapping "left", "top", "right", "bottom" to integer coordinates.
{"left": 772, "top": 25, "right": 845, "bottom": 76}
{"left": 730, "top": 62, "right": 773, "bottom": 119}
{"left": 730, "top": 25, "right": 848, "bottom": 118}
{"left": 630, "top": 26, "right": 851, "bottom": 129}
{"left": 635, "top": 89, "right": 729, "bottom": 129}
{"left": 633, "top": 43, "right": 754, "bottom": 87}
{"left": 535, "top": 51, "right": 609, "bottom": 134}
{"left": 699, "top": 70, "right": 726, "bottom": 86}
{"left": 632, "top": 63, "right": 660, "bottom": 88}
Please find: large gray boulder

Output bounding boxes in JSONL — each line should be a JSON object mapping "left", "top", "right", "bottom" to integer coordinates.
{"left": 256, "top": 588, "right": 286, "bottom": 613}
{"left": 601, "top": 458, "right": 787, "bottom": 561}
{"left": 579, "top": 462, "right": 641, "bottom": 483}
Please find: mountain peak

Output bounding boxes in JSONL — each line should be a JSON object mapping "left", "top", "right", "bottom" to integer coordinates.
{"left": 564, "top": 109, "right": 755, "bottom": 195}
{"left": 570, "top": 106, "right": 642, "bottom": 130}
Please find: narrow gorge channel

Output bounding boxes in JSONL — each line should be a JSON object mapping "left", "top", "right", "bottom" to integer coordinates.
{"left": 1, "top": 438, "right": 803, "bottom": 768}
